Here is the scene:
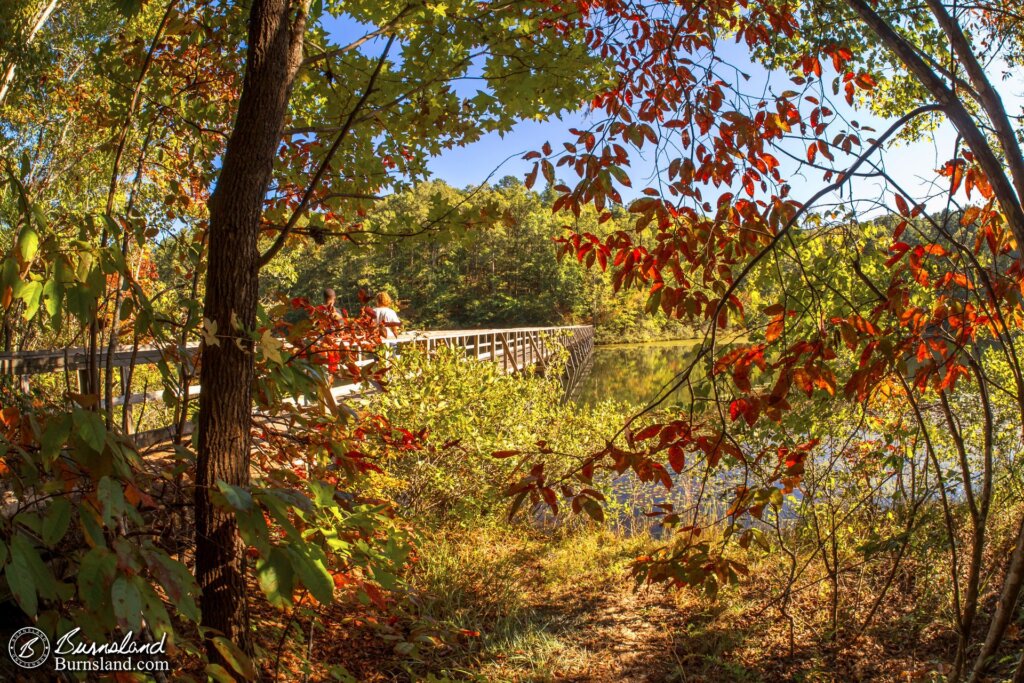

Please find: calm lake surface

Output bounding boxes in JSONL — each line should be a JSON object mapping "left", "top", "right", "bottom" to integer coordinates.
{"left": 573, "top": 340, "right": 702, "bottom": 407}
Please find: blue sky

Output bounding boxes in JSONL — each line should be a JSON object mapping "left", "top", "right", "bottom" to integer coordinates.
{"left": 424, "top": 40, "right": 1024, "bottom": 215}
{"left": 324, "top": 14, "right": 1024, "bottom": 214}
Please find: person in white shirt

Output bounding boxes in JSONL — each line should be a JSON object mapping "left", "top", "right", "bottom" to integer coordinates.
{"left": 372, "top": 291, "right": 401, "bottom": 344}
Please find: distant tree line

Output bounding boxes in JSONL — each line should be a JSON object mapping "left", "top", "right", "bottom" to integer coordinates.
{"left": 260, "top": 177, "right": 695, "bottom": 343}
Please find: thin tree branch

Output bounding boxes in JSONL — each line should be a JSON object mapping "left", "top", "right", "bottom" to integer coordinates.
{"left": 923, "top": 0, "right": 1024, "bottom": 208}
{"left": 844, "top": 0, "right": 1024, "bottom": 245}
{"left": 259, "top": 35, "right": 395, "bottom": 267}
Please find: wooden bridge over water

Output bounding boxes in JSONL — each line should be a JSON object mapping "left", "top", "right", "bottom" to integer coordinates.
{"left": 0, "top": 325, "right": 594, "bottom": 448}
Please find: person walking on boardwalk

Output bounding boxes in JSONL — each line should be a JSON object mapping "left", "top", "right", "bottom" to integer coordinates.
{"left": 321, "top": 288, "right": 342, "bottom": 323}
{"left": 317, "top": 288, "right": 343, "bottom": 376}
{"left": 371, "top": 291, "right": 401, "bottom": 349}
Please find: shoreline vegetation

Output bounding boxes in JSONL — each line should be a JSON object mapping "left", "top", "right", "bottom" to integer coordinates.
{"left": 240, "top": 344, "right": 1009, "bottom": 682}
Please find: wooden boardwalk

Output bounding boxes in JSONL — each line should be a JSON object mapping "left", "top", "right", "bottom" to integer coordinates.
{"left": 0, "top": 325, "right": 594, "bottom": 447}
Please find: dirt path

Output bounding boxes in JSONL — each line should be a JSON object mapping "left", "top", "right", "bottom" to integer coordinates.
{"left": 495, "top": 570, "right": 761, "bottom": 683}
{"left": 539, "top": 590, "right": 688, "bottom": 682}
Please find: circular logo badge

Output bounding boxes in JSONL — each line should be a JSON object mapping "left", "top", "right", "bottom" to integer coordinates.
{"left": 8, "top": 627, "right": 50, "bottom": 669}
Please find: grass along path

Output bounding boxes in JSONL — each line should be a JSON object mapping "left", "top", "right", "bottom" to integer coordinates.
{"left": 253, "top": 525, "right": 972, "bottom": 682}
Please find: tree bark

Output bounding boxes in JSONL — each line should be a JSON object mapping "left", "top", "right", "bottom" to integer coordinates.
{"left": 195, "top": 0, "right": 306, "bottom": 653}
{"left": 922, "top": 0, "right": 1024, "bottom": 208}
{"left": 843, "top": 0, "right": 1024, "bottom": 246}
{"left": 968, "top": 513, "right": 1024, "bottom": 682}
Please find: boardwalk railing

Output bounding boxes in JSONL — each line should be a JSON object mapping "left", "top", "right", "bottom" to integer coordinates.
{"left": 397, "top": 326, "right": 594, "bottom": 377}
{"left": 0, "top": 325, "right": 594, "bottom": 446}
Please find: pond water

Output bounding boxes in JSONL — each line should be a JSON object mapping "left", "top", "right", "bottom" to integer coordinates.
{"left": 569, "top": 340, "right": 730, "bottom": 535}
{"left": 572, "top": 340, "right": 703, "bottom": 407}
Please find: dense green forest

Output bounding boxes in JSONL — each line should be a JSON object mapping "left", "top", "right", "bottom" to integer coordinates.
{"left": 259, "top": 178, "right": 694, "bottom": 343}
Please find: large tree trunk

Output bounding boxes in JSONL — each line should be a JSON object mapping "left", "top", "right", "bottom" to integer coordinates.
{"left": 195, "top": 0, "right": 306, "bottom": 652}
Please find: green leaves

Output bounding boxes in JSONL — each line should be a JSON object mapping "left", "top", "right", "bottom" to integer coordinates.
{"left": 210, "top": 636, "right": 258, "bottom": 680}
{"left": 5, "top": 554, "right": 38, "bottom": 616}
{"left": 42, "top": 498, "right": 72, "bottom": 546}
{"left": 97, "top": 476, "right": 127, "bottom": 527}
{"left": 256, "top": 548, "right": 295, "bottom": 609}
{"left": 579, "top": 497, "right": 605, "bottom": 523}
{"left": 73, "top": 408, "right": 106, "bottom": 453}
{"left": 4, "top": 533, "right": 61, "bottom": 618}
{"left": 216, "top": 481, "right": 254, "bottom": 511}
{"left": 113, "top": 0, "right": 145, "bottom": 18}
{"left": 78, "top": 547, "right": 116, "bottom": 614}
{"left": 17, "top": 280, "right": 42, "bottom": 319}
{"left": 111, "top": 575, "right": 143, "bottom": 632}
{"left": 16, "top": 227, "right": 39, "bottom": 263}
{"left": 287, "top": 544, "right": 335, "bottom": 604}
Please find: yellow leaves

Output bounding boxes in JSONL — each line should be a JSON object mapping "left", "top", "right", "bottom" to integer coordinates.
{"left": 200, "top": 317, "right": 219, "bottom": 347}
{"left": 15, "top": 227, "right": 39, "bottom": 267}
{"left": 260, "top": 329, "right": 285, "bottom": 365}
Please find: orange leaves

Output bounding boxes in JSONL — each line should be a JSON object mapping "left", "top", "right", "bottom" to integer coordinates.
{"left": 960, "top": 205, "right": 982, "bottom": 225}
{"left": 791, "top": 366, "right": 836, "bottom": 397}
{"left": 633, "top": 423, "right": 662, "bottom": 442}
{"left": 556, "top": 231, "right": 610, "bottom": 271}
{"left": 825, "top": 45, "right": 854, "bottom": 71}
{"left": 525, "top": 164, "right": 538, "bottom": 189}
{"left": 831, "top": 314, "right": 881, "bottom": 359}
{"left": 965, "top": 165, "right": 994, "bottom": 200}
{"left": 815, "top": 139, "right": 834, "bottom": 161}
{"left": 894, "top": 193, "right": 910, "bottom": 217}
{"left": 938, "top": 158, "right": 967, "bottom": 194}
{"left": 900, "top": 307, "right": 929, "bottom": 335}
{"left": 886, "top": 238, "right": 956, "bottom": 289}
{"left": 794, "top": 54, "right": 823, "bottom": 77}
{"left": 841, "top": 70, "right": 877, "bottom": 105}
{"left": 938, "top": 362, "right": 970, "bottom": 392}
{"left": 667, "top": 443, "right": 686, "bottom": 473}
{"left": 763, "top": 304, "right": 792, "bottom": 343}
{"left": 854, "top": 73, "right": 877, "bottom": 89}
{"left": 936, "top": 156, "right": 995, "bottom": 201}
{"left": 540, "top": 486, "right": 559, "bottom": 515}
{"left": 0, "top": 405, "right": 19, "bottom": 427}
{"left": 849, "top": 314, "right": 879, "bottom": 336}
{"left": 525, "top": 159, "right": 556, "bottom": 189}
{"left": 124, "top": 482, "right": 157, "bottom": 509}
{"left": 885, "top": 241, "right": 910, "bottom": 267}
{"left": 729, "top": 398, "right": 759, "bottom": 426}
{"left": 713, "top": 344, "right": 766, "bottom": 392}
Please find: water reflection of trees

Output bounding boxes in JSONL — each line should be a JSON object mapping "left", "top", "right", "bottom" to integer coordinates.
{"left": 575, "top": 342, "right": 703, "bottom": 407}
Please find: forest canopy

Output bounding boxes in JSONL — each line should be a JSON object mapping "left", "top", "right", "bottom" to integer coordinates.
{"left": 258, "top": 177, "right": 693, "bottom": 341}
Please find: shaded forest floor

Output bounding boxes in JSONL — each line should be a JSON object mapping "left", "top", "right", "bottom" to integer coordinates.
{"left": 242, "top": 524, "right": 1016, "bottom": 682}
